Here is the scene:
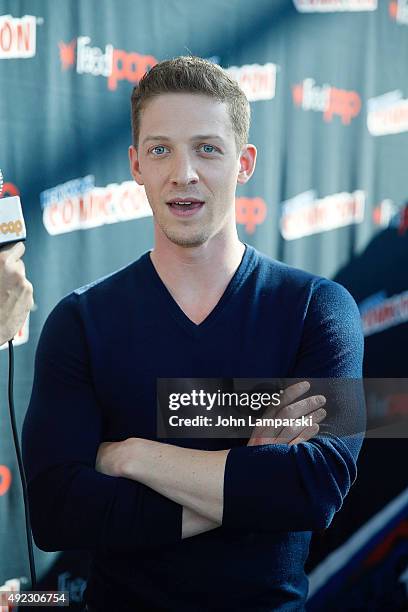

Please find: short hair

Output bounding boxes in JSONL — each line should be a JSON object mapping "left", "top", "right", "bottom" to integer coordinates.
{"left": 131, "top": 56, "right": 250, "bottom": 153}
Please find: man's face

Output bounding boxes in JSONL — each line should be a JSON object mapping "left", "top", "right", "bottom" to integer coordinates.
{"left": 129, "top": 92, "right": 256, "bottom": 248}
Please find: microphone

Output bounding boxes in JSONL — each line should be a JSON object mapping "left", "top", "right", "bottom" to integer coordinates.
{"left": 0, "top": 196, "right": 26, "bottom": 246}
{"left": 0, "top": 173, "right": 36, "bottom": 589}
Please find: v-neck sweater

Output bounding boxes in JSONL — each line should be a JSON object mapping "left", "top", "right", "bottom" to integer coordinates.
{"left": 22, "top": 245, "right": 364, "bottom": 611}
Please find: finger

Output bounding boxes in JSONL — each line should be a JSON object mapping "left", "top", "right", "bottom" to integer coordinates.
{"left": 288, "top": 424, "right": 320, "bottom": 446}
{"left": 248, "top": 395, "right": 325, "bottom": 445}
{"left": 275, "top": 394, "right": 326, "bottom": 421}
{"left": 25, "top": 280, "right": 34, "bottom": 306}
{"left": 269, "top": 395, "right": 325, "bottom": 440}
{"left": 260, "top": 382, "right": 314, "bottom": 420}
{"left": 261, "top": 392, "right": 325, "bottom": 422}
{"left": 279, "top": 381, "right": 310, "bottom": 407}
{"left": 2, "top": 259, "right": 27, "bottom": 291}
{"left": 273, "top": 407, "right": 326, "bottom": 443}
{"left": 13, "top": 258, "right": 25, "bottom": 276}
{"left": 247, "top": 434, "right": 279, "bottom": 446}
{"left": 2, "top": 241, "right": 25, "bottom": 262}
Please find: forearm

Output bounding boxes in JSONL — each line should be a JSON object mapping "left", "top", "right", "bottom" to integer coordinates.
{"left": 182, "top": 506, "right": 220, "bottom": 538}
{"left": 122, "top": 439, "right": 229, "bottom": 523}
{"left": 222, "top": 435, "right": 362, "bottom": 532}
{"left": 25, "top": 462, "right": 182, "bottom": 553}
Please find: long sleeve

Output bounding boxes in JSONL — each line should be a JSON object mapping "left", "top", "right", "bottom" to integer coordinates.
{"left": 222, "top": 279, "right": 365, "bottom": 532}
{"left": 22, "top": 294, "right": 182, "bottom": 553}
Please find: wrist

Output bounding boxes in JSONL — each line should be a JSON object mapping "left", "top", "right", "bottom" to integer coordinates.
{"left": 121, "top": 437, "right": 147, "bottom": 480}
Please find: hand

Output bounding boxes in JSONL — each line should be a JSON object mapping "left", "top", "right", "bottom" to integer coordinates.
{"left": 95, "top": 438, "right": 136, "bottom": 478}
{"left": 0, "top": 242, "right": 33, "bottom": 345}
{"left": 247, "top": 381, "right": 326, "bottom": 447}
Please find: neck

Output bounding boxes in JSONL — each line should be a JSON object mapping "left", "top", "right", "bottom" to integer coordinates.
{"left": 150, "top": 226, "right": 245, "bottom": 294}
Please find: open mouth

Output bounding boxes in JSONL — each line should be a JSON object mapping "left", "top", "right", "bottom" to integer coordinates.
{"left": 166, "top": 199, "right": 205, "bottom": 216}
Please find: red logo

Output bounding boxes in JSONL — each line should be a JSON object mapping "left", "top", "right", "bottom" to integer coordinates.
{"left": 292, "top": 83, "right": 304, "bottom": 106}
{"left": 372, "top": 199, "right": 408, "bottom": 235}
{"left": 0, "top": 465, "right": 11, "bottom": 496}
{"left": 0, "top": 181, "right": 19, "bottom": 199}
{"left": 58, "top": 36, "right": 158, "bottom": 91}
{"left": 292, "top": 78, "right": 361, "bottom": 124}
{"left": 235, "top": 197, "right": 267, "bottom": 233}
{"left": 108, "top": 49, "right": 157, "bottom": 91}
{"left": 388, "top": 0, "right": 408, "bottom": 24}
{"left": 398, "top": 205, "right": 408, "bottom": 235}
{"left": 389, "top": 1, "right": 398, "bottom": 17}
{"left": 364, "top": 518, "right": 408, "bottom": 565}
{"left": 58, "top": 39, "right": 76, "bottom": 70}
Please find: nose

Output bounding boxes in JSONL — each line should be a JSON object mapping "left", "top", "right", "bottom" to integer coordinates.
{"left": 169, "top": 151, "right": 199, "bottom": 187}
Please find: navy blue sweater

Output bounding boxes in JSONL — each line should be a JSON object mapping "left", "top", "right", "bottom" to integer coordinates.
{"left": 22, "top": 245, "right": 364, "bottom": 611}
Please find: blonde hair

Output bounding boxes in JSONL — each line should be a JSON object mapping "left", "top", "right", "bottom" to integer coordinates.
{"left": 131, "top": 56, "right": 250, "bottom": 152}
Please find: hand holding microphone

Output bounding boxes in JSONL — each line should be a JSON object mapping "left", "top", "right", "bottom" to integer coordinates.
{"left": 0, "top": 190, "right": 33, "bottom": 345}
{"left": 0, "top": 242, "right": 33, "bottom": 345}
{"left": 0, "top": 184, "right": 37, "bottom": 591}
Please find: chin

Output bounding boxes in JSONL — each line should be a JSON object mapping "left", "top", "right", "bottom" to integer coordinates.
{"left": 163, "top": 228, "right": 211, "bottom": 248}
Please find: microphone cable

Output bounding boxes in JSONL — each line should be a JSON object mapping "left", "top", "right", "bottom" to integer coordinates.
{"left": 7, "top": 339, "right": 37, "bottom": 590}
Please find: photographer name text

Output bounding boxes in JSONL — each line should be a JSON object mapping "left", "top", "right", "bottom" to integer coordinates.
{"left": 168, "top": 415, "right": 313, "bottom": 428}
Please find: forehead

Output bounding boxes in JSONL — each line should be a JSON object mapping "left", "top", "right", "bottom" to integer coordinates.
{"left": 139, "top": 92, "right": 235, "bottom": 141}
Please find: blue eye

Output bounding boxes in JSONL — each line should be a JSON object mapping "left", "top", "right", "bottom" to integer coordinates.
{"left": 201, "top": 144, "right": 216, "bottom": 153}
{"left": 151, "top": 145, "right": 168, "bottom": 155}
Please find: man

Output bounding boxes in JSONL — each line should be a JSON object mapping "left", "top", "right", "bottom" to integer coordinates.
{"left": 22, "top": 57, "right": 364, "bottom": 611}
{"left": 0, "top": 242, "right": 33, "bottom": 345}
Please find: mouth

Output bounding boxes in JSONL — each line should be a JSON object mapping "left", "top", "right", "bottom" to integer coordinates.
{"left": 166, "top": 198, "right": 205, "bottom": 217}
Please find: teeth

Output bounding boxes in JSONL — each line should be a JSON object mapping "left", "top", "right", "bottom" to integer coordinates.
{"left": 174, "top": 201, "right": 193, "bottom": 205}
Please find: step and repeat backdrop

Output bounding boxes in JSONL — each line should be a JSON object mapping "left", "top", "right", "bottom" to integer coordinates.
{"left": 0, "top": 0, "right": 407, "bottom": 609}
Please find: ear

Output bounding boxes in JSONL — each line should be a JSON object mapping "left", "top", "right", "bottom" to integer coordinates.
{"left": 237, "top": 144, "right": 257, "bottom": 185}
{"left": 129, "top": 145, "right": 144, "bottom": 186}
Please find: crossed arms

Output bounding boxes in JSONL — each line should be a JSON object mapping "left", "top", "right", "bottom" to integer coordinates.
{"left": 22, "top": 287, "right": 364, "bottom": 553}
{"left": 95, "top": 382, "right": 327, "bottom": 538}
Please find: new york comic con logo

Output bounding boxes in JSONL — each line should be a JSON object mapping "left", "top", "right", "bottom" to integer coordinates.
{"left": 58, "top": 36, "right": 158, "bottom": 90}
{"left": 292, "top": 78, "right": 361, "bottom": 125}
{"left": 280, "top": 189, "right": 365, "bottom": 240}
{"left": 359, "top": 290, "right": 408, "bottom": 336}
{"left": 367, "top": 91, "right": 408, "bottom": 135}
{"left": 0, "top": 14, "right": 37, "bottom": 58}
{"left": 293, "top": 0, "right": 377, "bottom": 11}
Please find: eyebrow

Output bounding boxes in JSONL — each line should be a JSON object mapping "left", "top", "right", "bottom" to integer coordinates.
{"left": 142, "top": 134, "right": 226, "bottom": 146}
